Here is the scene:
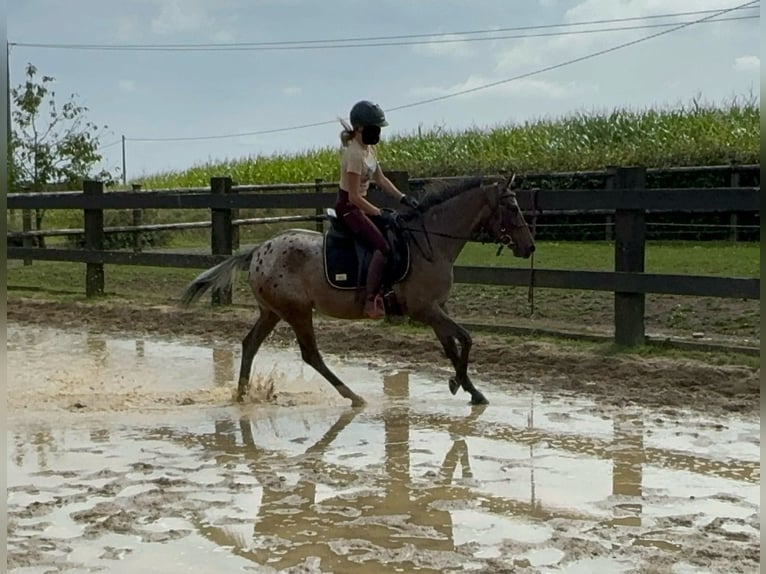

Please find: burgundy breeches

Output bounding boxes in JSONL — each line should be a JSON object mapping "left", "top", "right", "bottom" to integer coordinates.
{"left": 335, "top": 190, "right": 390, "bottom": 254}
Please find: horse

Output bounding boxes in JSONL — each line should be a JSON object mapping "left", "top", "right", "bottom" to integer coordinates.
{"left": 181, "top": 176, "right": 536, "bottom": 407}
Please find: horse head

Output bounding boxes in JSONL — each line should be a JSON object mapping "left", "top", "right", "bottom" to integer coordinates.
{"left": 482, "top": 174, "right": 536, "bottom": 258}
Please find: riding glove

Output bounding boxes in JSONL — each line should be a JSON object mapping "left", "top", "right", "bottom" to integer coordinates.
{"left": 400, "top": 195, "right": 419, "bottom": 209}
{"left": 377, "top": 210, "right": 400, "bottom": 229}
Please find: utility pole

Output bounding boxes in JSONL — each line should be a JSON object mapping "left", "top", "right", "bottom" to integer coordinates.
{"left": 6, "top": 42, "right": 12, "bottom": 190}
{"left": 121, "top": 135, "right": 126, "bottom": 185}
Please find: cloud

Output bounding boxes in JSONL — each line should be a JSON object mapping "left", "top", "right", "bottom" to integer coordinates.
{"left": 564, "top": 0, "right": 750, "bottom": 22}
{"left": 118, "top": 79, "right": 136, "bottom": 92}
{"left": 282, "top": 86, "right": 302, "bottom": 96}
{"left": 412, "top": 35, "right": 475, "bottom": 59}
{"left": 149, "top": 0, "right": 236, "bottom": 41}
{"left": 409, "top": 76, "right": 596, "bottom": 101}
{"left": 494, "top": 0, "right": 756, "bottom": 74}
{"left": 209, "top": 28, "right": 237, "bottom": 43}
{"left": 114, "top": 16, "right": 143, "bottom": 41}
{"left": 733, "top": 55, "right": 759, "bottom": 72}
{"left": 151, "top": 0, "right": 207, "bottom": 35}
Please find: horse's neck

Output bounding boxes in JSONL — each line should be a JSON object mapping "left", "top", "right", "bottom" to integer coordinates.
{"left": 424, "top": 186, "right": 489, "bottom": 263}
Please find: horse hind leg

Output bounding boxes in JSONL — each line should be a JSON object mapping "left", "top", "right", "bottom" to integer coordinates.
{"left": 289, "top": 310, "right": 366, "bottom": 407}
{"left": 237, "top": 306, "right": 280, "bottom": 402}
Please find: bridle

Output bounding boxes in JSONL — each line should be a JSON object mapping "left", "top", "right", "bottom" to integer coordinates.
{"left": 396, "top": 175, "right": 535, "bottom": 262}
{"left": 485, "top": 174, "right": 531, "bottom": 255}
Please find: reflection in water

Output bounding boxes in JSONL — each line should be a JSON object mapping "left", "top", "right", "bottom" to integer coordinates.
{"left": 611, "top": 415, "right": 645, "bottom": 527}
{"left": 86, "top": 333, "right": 107, "bottom": 368}
{"left": 196, "top": 373, "right": 469, "bottom": 572}
{"left": 6, "top": 324, "right": 761, "bottom": 573}
{"left": 138, "top": 371, "right": 757, "bottom": 572}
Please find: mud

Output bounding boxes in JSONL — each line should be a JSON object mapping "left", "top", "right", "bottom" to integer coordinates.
{"left": 6, "top": 321, "right": 761, "bottom": 573}
{"left": 6, "top": 298, "right": 760, "bottom": 416}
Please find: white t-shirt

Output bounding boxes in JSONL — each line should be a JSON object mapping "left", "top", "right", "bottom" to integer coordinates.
{"left": 340, "top": 139, "right": 378, "bottom": 196}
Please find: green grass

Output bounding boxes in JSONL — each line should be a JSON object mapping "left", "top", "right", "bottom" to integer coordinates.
{"left": 456, "top": 240, "right": 760, "bottom": 276}
{"left": 7, "top": 239, "right": 760, "bottom": 359}
{"left": 8, "top": 241, "right": 758, "bottom": 300}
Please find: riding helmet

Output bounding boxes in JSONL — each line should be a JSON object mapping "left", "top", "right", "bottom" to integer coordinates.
{"left": 349, "top": 100, "right": 389, "bottom": 128}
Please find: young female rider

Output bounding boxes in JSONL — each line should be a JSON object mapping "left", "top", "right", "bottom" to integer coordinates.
{"left": 336, "top": 100, "right": 419, "bottom": 319}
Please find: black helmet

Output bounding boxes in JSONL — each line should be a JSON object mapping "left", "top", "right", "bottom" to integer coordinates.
{"left": 349, "top": 100, "right": 388, "bottom": 128}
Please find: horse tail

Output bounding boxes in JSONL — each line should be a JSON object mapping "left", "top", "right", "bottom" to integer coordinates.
{"left": 180, "top": 248, "right": 255, "bottom": 307}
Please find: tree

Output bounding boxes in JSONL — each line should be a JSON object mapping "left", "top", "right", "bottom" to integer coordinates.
{"left": 10, "top": 63, "right": 118, "bottom": 245}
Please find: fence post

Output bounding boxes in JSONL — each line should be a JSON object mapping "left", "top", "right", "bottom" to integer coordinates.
{"left": 211, "top": 176, "right": 234, "bottom": 306}
{"left": 611, "top": 166, "right": 646, "bottom": 347}
{"left": 131, "top": 184, "right": 143, "bottom": 253}
{"left": 604, "top": 169, "right": 615, "bottom": 242}
{"left": 22, "top": 208, "right": 33, "bottom": 265}
{"left": 231, "top": 182, "right": 240, "bottom": 252}
{"left": 387, "top": 171, "right": 410, "bottom": 196}
{"left": 83, "top": 180, "right": 105, "bottom": 297}
{"left": 728, "top": 162, "right": 739, "bottom": 242}
{"left": 315, "top": 178, "right": 325, "bottom": 233}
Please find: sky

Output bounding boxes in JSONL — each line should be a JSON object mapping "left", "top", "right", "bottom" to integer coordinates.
{"left": 7, "top": 0, "right": 761, "bottom": 180}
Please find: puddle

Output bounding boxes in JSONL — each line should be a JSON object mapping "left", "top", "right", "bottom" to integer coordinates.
{"left": 6, "top": 322, "right": 761, "bottom": 573}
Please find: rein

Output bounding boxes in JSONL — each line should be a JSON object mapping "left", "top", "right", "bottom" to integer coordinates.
{"left": 527, "top": 188, "right": 541, "bottom": 316}
{"left": 403, "top": 219, "right": 436, "bottom": 262}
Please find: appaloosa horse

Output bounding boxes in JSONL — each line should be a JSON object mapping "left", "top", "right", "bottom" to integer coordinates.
{"left": 181, "top": 176, "right": 536, "bottom": 406}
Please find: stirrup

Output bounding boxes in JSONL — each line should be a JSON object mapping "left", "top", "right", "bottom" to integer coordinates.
{"left": 364, "top": 294, "right": 385, "bottom": 319}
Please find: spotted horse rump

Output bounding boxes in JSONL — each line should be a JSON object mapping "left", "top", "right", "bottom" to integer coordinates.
{"left": 322, "top": 209, "right": 411, "bottom": 310}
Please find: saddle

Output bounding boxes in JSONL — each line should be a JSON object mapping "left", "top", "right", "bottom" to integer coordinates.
{"left": 322, "top": 209, "right": 411, "bottom": 312}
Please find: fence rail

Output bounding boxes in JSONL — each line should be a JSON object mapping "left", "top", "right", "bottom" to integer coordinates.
{"left": 7, "top": 186, "right": 760, "bottom": 212}
{"left": 7, "top": 166, "right": 761, "bottom": 347}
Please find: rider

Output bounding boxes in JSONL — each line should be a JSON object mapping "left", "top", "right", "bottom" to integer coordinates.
{"left": 336, "top": 100, "right": 419, "bottom": 319}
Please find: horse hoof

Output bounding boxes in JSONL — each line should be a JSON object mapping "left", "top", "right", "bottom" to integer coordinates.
{"left": 448, "top": 377, "right": 460, "bottom": 395}
{"left": 470, "top": 395, "right": 489, "bottom": 406}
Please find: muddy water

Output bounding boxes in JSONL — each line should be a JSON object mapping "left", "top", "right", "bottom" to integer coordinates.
{"left": 6, "top": 323, "right": 760, "bottom": 574}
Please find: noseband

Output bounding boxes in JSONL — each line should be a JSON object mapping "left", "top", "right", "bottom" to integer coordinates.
{"left": 486, "top": 176, "right": 527, "bottom": 250}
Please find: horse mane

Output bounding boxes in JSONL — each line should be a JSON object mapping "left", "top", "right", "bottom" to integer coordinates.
{"left": 399, "top": 177, "right": 484, "bottom": 221}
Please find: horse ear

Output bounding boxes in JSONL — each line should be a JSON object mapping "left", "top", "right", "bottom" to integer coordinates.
{"left": 503, "top": 173, "right": 516, "bottom": 191}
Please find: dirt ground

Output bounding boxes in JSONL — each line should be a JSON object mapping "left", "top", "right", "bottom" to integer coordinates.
{"left": 6, "top": 298, "right": 761, "bottom": 574}
{"left": 7, "top": 297, "right": 760, "bottom": 416}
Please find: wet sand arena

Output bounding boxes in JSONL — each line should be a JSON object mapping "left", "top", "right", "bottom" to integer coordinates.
{"left": 6, "top": 322, "right": 760, "bottom": 573}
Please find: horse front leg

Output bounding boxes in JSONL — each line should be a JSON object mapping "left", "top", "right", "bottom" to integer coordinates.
{"left": 415, "top": 305, "right": 488, "bottom": 405}
{"left": 237, "top": 306, "right": 281, "bottom": 402}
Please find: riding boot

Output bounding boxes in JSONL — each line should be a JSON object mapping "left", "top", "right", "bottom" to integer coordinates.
{"left": 364, "top": 250, "right": 387, "bottom": 319}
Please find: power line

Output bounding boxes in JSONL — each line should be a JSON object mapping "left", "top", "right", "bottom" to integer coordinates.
{"left": 20, "top": 16, "right": 757, "bottom": 52}
{"left": 9, "top": 6, "right": 758, "bottom": 51}
{"left": 100, "top": 139, "right": 122, "bottom": 150}
{"left": 126, "top": 1, "right": 759, "bottom": 143}
{"left": 129, "top": 119, "right": 341, "bottom": 142}
{"left": 388, "top": 1, "right": 759, "bottom": 113}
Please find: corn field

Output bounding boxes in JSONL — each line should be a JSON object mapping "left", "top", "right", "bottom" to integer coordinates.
{"left": 135, "top": 97, "right": 759, "bottom": 189}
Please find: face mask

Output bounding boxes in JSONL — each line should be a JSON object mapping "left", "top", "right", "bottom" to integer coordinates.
{"left": 361, "top": 125, "right": 381, "bottom": 145}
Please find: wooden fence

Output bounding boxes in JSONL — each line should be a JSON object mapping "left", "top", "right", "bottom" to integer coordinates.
{"left": 7, "top": 166, "right": 761, "bottom": 347}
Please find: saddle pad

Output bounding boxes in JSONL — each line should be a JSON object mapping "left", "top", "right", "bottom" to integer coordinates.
{"left": 323, "top": 232, "right": 361, "bottom": 289}
{"left": 323, "top": 228, "right": 411, "bottom": 290}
